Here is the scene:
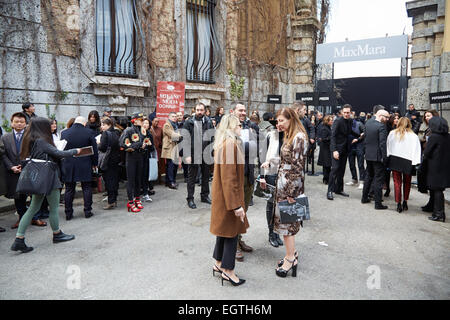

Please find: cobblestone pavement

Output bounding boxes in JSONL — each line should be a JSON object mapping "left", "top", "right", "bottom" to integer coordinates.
{"left": 0, "top": 170, "right": 449, "bottom": 300}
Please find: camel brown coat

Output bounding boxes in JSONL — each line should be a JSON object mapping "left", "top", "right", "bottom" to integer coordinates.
{"left": 161, "top": 121, "right": 181, "bottom": 161}
{"left": 210, "top": 140, "right": 249, "bottom": 238}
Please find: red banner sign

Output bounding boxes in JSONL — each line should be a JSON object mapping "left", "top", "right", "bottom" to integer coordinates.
{"left": 156, "top": 81, "right": 185, "bottom": 127}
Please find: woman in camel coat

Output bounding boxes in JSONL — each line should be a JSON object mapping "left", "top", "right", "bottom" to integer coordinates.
{"left": 210, "top": 114, "right": 249, "bottom": 287}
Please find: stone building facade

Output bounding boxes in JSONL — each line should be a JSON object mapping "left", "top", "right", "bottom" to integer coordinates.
{"left": 1, "top": 0, "right": 320, "bottom": 127}
{"left": 406, "top": 0, "right": 449, "bottom": 121}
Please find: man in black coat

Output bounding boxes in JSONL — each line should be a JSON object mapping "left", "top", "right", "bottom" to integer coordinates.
{"left": 361, "top": 109, "right": 390, "bottom": 209}
{"left": 182, "top": 103, "right": 214, "bottom": 209}
{"left": 327, "top": 104, "right": 360, "bottom": 200}
{"left": 61, "top": 116, "right": 98, "bottom": 220}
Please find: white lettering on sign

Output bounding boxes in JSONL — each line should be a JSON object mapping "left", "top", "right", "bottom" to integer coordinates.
{"left": 334, "top": 44, "right": 386, "bottom": 58}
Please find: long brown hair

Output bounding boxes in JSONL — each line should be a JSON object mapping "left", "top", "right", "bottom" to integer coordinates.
{"left": 276, "top": 107, "right": 307, "bottom": 146}
{"left": 20, "top": 117, "right": 55, "bottom": 159}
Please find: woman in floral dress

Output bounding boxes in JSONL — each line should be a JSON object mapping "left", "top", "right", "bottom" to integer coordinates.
{"left": 273, "top": 107, "right": 308, "bottom": 278}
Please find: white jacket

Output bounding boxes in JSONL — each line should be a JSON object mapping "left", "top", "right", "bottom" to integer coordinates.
{"left": 387, "top": 130, "right": 421, "bottom": 165}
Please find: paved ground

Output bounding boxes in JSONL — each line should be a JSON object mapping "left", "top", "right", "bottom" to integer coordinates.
{"left": 0, "top": 169, "right": 449, "bottom": 300}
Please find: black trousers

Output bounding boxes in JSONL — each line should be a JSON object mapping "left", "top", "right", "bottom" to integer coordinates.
{"left": 141, "top": 152, "right": 150, "bottom": 196}
{"left": 265, "top": 174, "right": 277, "bottom": 234}
{"left": 103, "top": 163, "right": 119, "bottom": 204}
{"left": 14, "top": 194, "right": 28, "bottom": 219}
{"left": 64, "top": 181, "right": 92, "bottom": 215}
{"left": 186, "top": 163, "right": 210, "bottom": 201}
{"left": 362, "top": 161, "right": 385, "bottom": 205}
{"left": 213, "top": 235, "right": 239, "bottom": 270}
{"left": 327, "top": 153, "right": 348, "bottom": 193}
{"left": 323, "top": 166, "right": 331, "bottom": 184}
{"left": 428, "top": 189, "right": 445, "bottom": 215}
{"left": 126, "top": 152, "right": 143, "bottom": 201}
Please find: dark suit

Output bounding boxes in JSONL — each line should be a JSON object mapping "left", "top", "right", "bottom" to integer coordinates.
{"left": 327, "top": 117, "right": 357, "bottom": 193}
{"left": 60, "top": 123, "right": 98, "bottom": 217}
{"left": 182, "top": 116, "right": 214, "bottom": 201}
{"left": 362, "top": 118, "right": 387, "bottom": 205}
{"left": 1, "top": 131, "right": 29, "bottom": 218}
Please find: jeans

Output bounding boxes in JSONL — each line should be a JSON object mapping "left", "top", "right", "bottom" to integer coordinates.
{"left": 165, "top": 159, "right": 178, "bottom": 185}
{"left": 348, "top": 148, "right": 366, "bottom": 181}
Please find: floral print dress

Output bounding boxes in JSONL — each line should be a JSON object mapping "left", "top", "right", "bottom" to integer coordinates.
{"left": 273, "top": 132, "right": 308, "bottom": 236}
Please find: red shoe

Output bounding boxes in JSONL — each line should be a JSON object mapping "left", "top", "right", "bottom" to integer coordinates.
{"left": 134, "top": 197, "right": 144, "bottom": 209}
{"left": 127, "top": 201, "right": 140, "bottom": 213}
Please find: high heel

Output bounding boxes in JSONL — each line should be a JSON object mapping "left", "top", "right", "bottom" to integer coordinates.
{"left": 276, "top": 257, "right": 297, "bottom": 278}
{"left": 212, "top": 265, "right": 222, "bottom": 277}
{"left": 402, "top": 200, "right": 408, "bottom": 211}
{"left": 127, "top": 201, "right": 140, "bottom": 213}
{"left": 221, "top": 272, "right": 245, "bottom": 286}
{"left": 278, "top": 251, "right": 298, "bottom": 267}
{"left": 396, "top": 202, "right": 403, "bottom": 213}
{"left": 134, "top": 197, "right": 144, "bottom": 210}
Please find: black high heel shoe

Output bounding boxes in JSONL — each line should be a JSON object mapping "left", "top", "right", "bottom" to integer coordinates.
{"left": 276, "top": 257, "right": 297, "bottom": 278}
{"left": 278, "top": 251, "right": 298, "bottom": 267}
{"left": 221, "top": 272, "right": 245, "bottom": 286}
{"left": 402, "top": 200, "right": 408, "bottom": 211}
{"left": 213, "top": 264, "right": 222, "bottom": 277}
{"left": 397, "top": 202, "right": 403, "bottom": 213}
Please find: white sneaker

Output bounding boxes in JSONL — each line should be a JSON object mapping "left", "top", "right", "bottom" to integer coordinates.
{"left": 345, "top": 180, "right": 357, "bottom": 186}
{"left": 102, "top": 197, "right": 108, "bottom": 202}
{"left": 142, "top": 195, "right": 153, "bottom": 202}
{"left": 358, "top": 183, "right": 364, "bottom": 190}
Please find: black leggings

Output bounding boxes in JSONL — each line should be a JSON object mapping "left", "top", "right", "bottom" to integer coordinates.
{"left": 126, "top": 153, "right": 143, "bottom": 201}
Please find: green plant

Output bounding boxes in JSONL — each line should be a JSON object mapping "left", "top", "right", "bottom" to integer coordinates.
{"left": 1, "top": 115, "right": 12, "bottom": 133}
{"left": 55, "top": 90, "right": 69, "bottom": 102}
{"left": 45, "top": 104, "right": 56, "bottom": 120}
{"left": 228, "top": 70, "right": 245, "bottom": 99}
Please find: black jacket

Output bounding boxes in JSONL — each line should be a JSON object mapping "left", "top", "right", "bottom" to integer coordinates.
{"left": 61, "top": 123, "right": 99, "bottom": 183}
{"left": 98, "top": 128, "right": 121, "bottom": 166}
{"left": 422, "top": 117, "right": 450, "bottom": 190}
{"left": 363, "top": 118, "right": 387, "bottom": 163}
{"left": 301, "top": 116, "right": 315, "bottom": 141}
{"left": 330, "top": 116, "right": 358, "bottom": 154}
{"left": 318, "top": 124, "right": 332, "bottom": 167}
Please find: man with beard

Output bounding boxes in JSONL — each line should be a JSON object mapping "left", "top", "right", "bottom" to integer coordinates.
{"left": 327, "top": 104, "right": 361, "bottom": 200}
{"left": 183, "top": 103, "right": 214, "bottom": 209}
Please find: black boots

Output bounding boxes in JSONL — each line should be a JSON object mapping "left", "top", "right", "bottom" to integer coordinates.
{"left": 11, "top": 237, "right": 33, "bottom": 253}
{"left": 53, "top": 231, "right": 75, "bottom": 243}
{"left": 397, "top": 203, "right": 403, "bottom": 213}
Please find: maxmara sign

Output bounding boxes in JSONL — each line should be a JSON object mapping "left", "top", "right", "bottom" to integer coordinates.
{"left": 316, "top": 35, "right": 408, "bottom": 64}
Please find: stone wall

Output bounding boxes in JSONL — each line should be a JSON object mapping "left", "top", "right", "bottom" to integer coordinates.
{"left": 1, "top": 0, "right": 320, "bottom": 128}
{"left": 406, "top": 0, "right": 449, "bottom": 122}
{"left": 1, "top": 0, "right": 151, "bottom": 129}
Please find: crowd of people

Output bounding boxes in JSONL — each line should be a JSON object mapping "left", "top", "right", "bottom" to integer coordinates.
{"left": 0, "top": 100, "right": 448, "bottom": 287}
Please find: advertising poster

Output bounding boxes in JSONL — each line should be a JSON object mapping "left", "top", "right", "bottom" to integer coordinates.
{"left": 156, "top": 81, "right": 185, "bottom": 127}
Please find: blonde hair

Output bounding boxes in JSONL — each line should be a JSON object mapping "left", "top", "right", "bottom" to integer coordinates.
{"left": 394, "top": 117, "right": 413, "bottom": 141}
{"left": 213, "top": 114, "right": 241, "bottom": 152}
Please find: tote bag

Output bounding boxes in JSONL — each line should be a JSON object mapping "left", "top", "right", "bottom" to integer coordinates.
{"left": 16, "top": 159, "right": 57, "bottom": 195}
{"left": 149, "top": 150, "right": 158, "bottom": 181}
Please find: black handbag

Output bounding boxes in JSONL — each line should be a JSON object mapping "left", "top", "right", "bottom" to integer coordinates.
{"left": 16, "top": 144, "right": 58, "bottom": 195}
{"left": 98, "top": 131, "right": 111, "bottom": 172}
{"left": 278, "top": 195, "right": 310, "bottom": 224}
